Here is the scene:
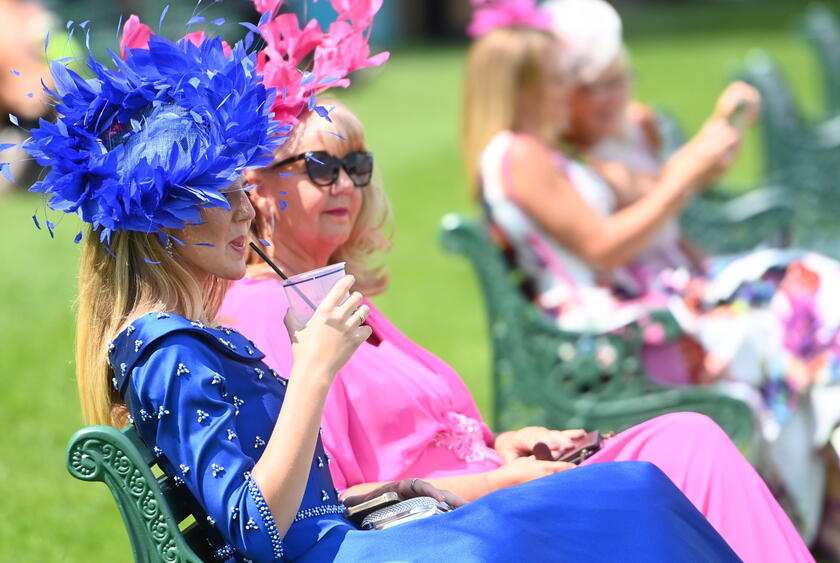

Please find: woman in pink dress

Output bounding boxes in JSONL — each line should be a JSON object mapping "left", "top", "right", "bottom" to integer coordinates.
{"left": 218, "top": 101, "right": 812, "bottom": 562}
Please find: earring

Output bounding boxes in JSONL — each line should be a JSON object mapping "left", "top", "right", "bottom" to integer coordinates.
{"left": 261, "top": 211, "right": 276, "bottom": 240}
{"left": 165, "top": 237, "right": 174, "bottom": 258}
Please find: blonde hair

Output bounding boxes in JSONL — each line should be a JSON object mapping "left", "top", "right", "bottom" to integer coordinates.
{"left": 462, "top": 27, "right": 561, "bottom": 199}
{"left": 76, "top": 229, "right": 227, "bottom": 427}
{"left": 253, "top": 101, "right": 394, "bottom": 296}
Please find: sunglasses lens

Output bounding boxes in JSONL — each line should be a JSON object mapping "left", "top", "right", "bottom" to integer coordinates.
{"left": 345, "top": 152, "right": 373, "bottom": 187}
{"left": 305, "top": 152, "right": 339, "bottom": 186}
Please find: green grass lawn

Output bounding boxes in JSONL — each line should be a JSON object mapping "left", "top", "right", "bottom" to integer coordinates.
{"left": 2, "top": 1, "right": 838, "bottom": 559}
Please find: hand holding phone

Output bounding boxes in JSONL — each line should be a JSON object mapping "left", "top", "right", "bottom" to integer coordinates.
{"left": 532, "top": 430, "right": 603, "bottom": 464}
{"left": 727, "top": 99, "right": 749, "bottom": 130}
{"left": 715, "top": 81, "right": 760, "bottom": 130}
{"left": 557, "top": 430, "right": 602, "bottom": 464}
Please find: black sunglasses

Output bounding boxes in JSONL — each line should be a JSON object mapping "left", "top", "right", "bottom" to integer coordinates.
{"left": 270, "top": 150, "right": 374, "bottom": 188}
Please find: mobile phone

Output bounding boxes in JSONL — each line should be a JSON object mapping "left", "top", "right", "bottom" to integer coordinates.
{"left": 343, "top": 492, "right": 400, "bottom": 527}
{"left": 727, "top": 99, "right": 749, "bottom": 130}
{"left": 556, "top": 430, "right": 603, "bottom": 465}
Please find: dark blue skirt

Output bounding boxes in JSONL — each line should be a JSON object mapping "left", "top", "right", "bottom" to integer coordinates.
{"left": 293, "top": 462, "right": 740, "bottom": 562}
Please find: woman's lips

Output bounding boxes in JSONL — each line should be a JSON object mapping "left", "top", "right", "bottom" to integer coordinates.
{"left": 229, "top": 236, "right": 247, "bottom": 254}
{"left": 324, "top": 208, "right": 349, "bottom": 217}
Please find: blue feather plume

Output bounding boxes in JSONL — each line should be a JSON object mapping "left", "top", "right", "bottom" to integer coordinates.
{"left": 24, "top": 34, "right": 284, "bottom": 242}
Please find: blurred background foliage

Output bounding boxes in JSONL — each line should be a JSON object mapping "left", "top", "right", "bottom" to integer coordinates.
{"left": 2, "top": 0, "right": 839, "bottom": 559}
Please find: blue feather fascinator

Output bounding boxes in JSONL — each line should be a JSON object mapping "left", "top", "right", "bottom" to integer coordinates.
{"left": 22, "top": 33, "right": 284, "bottom": 244}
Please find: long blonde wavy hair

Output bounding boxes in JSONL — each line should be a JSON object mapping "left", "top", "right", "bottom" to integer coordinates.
{"left": 461, "top": 27, "right": 562, "bottom": 199}
{"left": 76, "top": 229, "right": 227, "bottom": 427}
{"left": 251, "top": 102, "right": 394, "bottom": 296}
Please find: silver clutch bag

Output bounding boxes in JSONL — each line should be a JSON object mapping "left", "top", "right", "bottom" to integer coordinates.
{"left": 361, "top": 496, "right": 453, "bottom": 530}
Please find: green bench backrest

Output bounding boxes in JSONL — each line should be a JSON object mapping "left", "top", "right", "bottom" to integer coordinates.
{"left": 797, "top": 4, "right": 840, "bottom": 118}
{"left": 66, "top": 424, "right": 218, "bottom": 563}
{"left": 439, "top": 214, "right": 754, "bottom": 445}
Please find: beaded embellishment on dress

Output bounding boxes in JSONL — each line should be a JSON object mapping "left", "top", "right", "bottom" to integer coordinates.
{"left": 433, "top": 412, "right": 504, "bottom": 465}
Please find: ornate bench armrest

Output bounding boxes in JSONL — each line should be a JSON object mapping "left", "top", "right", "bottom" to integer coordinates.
{"left": 67, "top": 425, "right": 203, "bottom": 563}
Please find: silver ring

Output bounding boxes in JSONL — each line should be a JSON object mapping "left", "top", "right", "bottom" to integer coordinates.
{"left": 410, "top": 478, "right": 419, "bottom": 493}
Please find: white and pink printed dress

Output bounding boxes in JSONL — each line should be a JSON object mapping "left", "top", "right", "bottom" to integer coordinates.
{"left": 479, "top": 129, "right": 840, "bottom": 543}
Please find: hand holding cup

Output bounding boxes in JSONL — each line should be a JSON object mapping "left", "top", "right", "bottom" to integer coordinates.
{"left": 284, "top": 275, "right": 372, "bottom": 379}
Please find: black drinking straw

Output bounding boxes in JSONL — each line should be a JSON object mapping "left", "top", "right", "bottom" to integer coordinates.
{"left": 249, "top": 242, "right": 318, "bottom": 312}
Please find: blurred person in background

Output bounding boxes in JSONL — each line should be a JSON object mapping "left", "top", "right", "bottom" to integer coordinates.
{"left": 0, "top": 0, "right": 54, "bottom": 193}
{"left": 549, "top": 0, "right": 757, "bottom": 277}
{"left": 549, "top": 0, "right": 713, "bottom": 275}
{"left": 463, "top": 0, "right": 840, "bottom": 552}
{"left": 548, "top": 0, "right": 840, "bottom": 554}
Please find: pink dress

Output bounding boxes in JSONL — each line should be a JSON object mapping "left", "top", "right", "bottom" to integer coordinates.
{"left": 220, "top": 276, "right": 812, "bottom": 562}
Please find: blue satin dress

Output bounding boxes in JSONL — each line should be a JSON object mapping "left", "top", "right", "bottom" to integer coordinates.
{"left": 110, "top": 312, "right": 739, "bottom": 562}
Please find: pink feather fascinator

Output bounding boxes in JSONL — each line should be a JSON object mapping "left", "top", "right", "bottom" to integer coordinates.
{"left": 120, "top": 1, "right": 389, "bottom": 135}
{"left": 467, "top": 0, "right": 553, "bottom": 38}
{"left": 256, "top": 0, "right": 390, "bottom": 130}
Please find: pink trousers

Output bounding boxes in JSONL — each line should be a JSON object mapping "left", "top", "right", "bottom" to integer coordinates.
{"left": 583, "top": 412, "right": 813, "bottom": 562}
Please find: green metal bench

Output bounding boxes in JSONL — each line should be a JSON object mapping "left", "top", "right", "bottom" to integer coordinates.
{"left": 679, "top": 185, "right": 794, "bottom": 254}
{"left": 655, "top": 108, "right": 795, "bottom": 254}
{"left": 734, "top": 49, "right": 840, "bottom": 256}
{"left": 735, "top": 49, "right": 840, "bottom": 180}
{"left": 796, "top": 3, "right": 840, "bottom": 120}
{"left": 660, "top": 51, "right": 840, "bottom": 258}
{"left": 440, "top": 213, "right": 754, "bottom": 446}
{"left": 66, "top": 424, "right": 224, "bottom": 562}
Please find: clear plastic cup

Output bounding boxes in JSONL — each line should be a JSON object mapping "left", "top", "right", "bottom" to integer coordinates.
{"left": 282, "top": 262, "right": 347, "bottom": 324}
